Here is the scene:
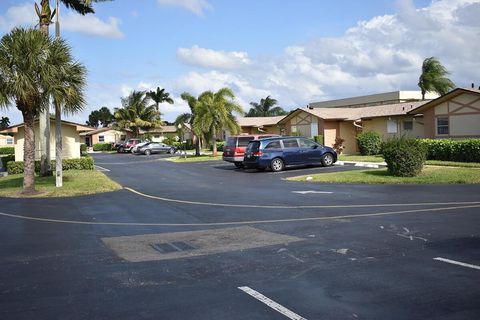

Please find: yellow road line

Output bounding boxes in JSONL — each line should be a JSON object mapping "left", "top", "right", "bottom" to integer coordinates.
{"left": 0, "top": 204, "right": 478, "bottom": 227}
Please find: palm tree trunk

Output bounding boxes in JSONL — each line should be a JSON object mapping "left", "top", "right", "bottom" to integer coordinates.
{"left": 22, "top": 111, "right": 36, "bottom": 194}
{"left": 212, "top": 132, "right": 217, "bottom": 157}
{"left": 55, "top": 101, "right": 62, "bottom": 187}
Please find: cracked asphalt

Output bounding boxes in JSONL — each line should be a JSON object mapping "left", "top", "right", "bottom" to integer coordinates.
{"left": 0, "top": 152, "right": 479, "bottom": 319}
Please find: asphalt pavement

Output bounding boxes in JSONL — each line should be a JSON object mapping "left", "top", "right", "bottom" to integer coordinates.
{"left": 0, "top": 152, "right": 479, "bottom": 320}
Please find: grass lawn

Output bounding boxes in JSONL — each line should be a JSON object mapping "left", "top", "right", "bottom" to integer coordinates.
{"left": 287, "top": 166, "right": 480, "bottom": 184}
{"left": 164, "top": 154, "right": 222, "bottom": 162}
{"left": 338, "top": 154, "right": 480, "bottom": 168}
{"left": 0, "top": 170, "right": 122, "bottom": 198}
{"left": 338, "top": 154, "right": 385, "bottom": 162}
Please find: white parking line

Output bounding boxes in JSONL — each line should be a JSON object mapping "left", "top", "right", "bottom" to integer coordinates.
{"left": 238, "top": 286, "right": 307, "bottom": 320}
{"left": 94, "top": 165, "right": 110, "bottom": 172}
{"left": 433, "top": 257, "right": 480, "bottom": 270}
{"left": 292, "top": 191, "right": 333, "bottom": 194}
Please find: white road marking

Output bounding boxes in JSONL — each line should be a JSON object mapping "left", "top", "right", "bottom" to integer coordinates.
{"left": 238, "top": 286, "right": 307, "bottom": 320}
{"left": 94, "top": 165, "right": 110, "bottom": 172}
{"left": 292, "top": 190, "right": 333, "bottom": 194}
{"left": 433, "top": 257, "right": 480, "bottom": 270}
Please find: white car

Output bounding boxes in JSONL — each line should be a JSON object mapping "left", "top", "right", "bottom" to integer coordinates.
{"left": 131, "top": 141, "right": 150, "bottom": 154}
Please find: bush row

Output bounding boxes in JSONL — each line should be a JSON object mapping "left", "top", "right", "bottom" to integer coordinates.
{"left": 209, "top": 141, "right": 224, "bottom": 152}
{"left": 382, "top": 137, "right": 426, "bottom": 177}
{"left": 0, "top": 147, "right": 14, "bottom": 155}
{"left": 6, "top": 156, "right": 94, "bottom": 175}
{"left": 1, "top": 154, "right": 15, "bottom": 168}
{"left": 357, "top": 131, "right": 382, "bottom": 155}
{"left": 314, "top": 135, "right": 324, "bottom": 145}
{"left": 93, "top": 143, "right": 113, "bottom": 151}
{"left": 419, "top": 139, "right": 480, "bottom": 162}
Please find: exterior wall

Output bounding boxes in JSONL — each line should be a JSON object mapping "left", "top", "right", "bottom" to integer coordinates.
{"left": 289, "top": 111, "right": 314, "bottom": 137}
{"left": 339, "top": 122, "right": 358, "bottom": 154}
{"left": 425, "top": 92, "right": 480, "bottom": 138}
{"left": 92, "top": 130, "right": 127, "bottom": 145}
{"left": 14, "top": 121, "right": 81, "bottom": 162}
{"left": 0, "top": 134, "right": 14, "bottom": 147}
{"left": 362, "top": 115, "right": 424, "bottom": 140}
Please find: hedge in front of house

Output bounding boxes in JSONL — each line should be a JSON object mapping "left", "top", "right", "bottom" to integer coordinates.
{"left": 314, "top": 135, "right": 324, "bottom": 145}
{"left": 93, "top": 143, "right": 113, "bottom": 151}
{"left": 357, "top": 131, "right": 382, "bottom": 155}
{"left": 419, "top": 139, "right": 480, "bottom": 162}
{"left": 382, "top": 137, "right": 427, "bottom": 177}
{"left": 1, "top": 154, "right": 15, "bottom": 168}
{"left": 80, "top": 143, "right": 87, "bottom": 154}
{"left": 6, "top": 156, "right": 94, "bottom": 175}
{"left": 0, "top": 147, "right": 14, "bottom": 155}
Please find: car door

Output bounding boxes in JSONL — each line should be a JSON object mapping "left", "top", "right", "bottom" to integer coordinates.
{"left": 298, "top": 138, "right": 322, "bottom": 164}
{"left": 280, "top": 138, "right": 301, "bottom": 165}
{"left": 153, "top": 143, "right": 165, "bottom": 153}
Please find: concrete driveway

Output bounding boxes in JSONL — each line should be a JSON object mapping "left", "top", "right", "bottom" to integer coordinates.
{"left": 0, "top": 152, "right": 479, "bottom": 319}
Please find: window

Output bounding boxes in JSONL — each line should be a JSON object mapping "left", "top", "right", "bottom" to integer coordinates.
{"left": 99, "top": 135, "right": 105, "bottom": 142}
{"left": 299, "top": 138, "right": 316, "bottom": 148}
{"left": 387, "top": 120, "right": 398, "bottom": 133}
{"left": 6, "top": 137, "right": 13, "bottom": 145}
{"left": 282, "top": 139, "right": 299, "bottom": 148}
{"left": 265, "top": 141, "right": 281, "bottom": 149}
{"left": 437, "top": 117, "right": 449, "bottom": 135}
{"left": 403, "top": 121, "right": 413, "bottom": 131}
{"left": 238, "top": 136, "right": 254, "bottom": 147}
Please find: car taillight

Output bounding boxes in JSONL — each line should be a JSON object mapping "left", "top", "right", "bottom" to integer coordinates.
{"left": 253, "top": 151, "right": 262, "bottom": 157}
{"left": 234, "top": 147, "right": 242, "bottom": 155}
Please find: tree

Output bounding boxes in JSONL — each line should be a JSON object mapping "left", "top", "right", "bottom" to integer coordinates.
{"left": 0, "top": 28, "right": 86, "bottom": 194}
{"left": 0, "top": 117, "right": 10, "bottom": 129}
{"left": 193, "top": 88, "right": 244, "bottom": 157}
{"left": 246, "top": 96, "right": 287, "bottom": 117}
{"left": 86, "top": 107, "right": 114, "bottom": 128}
{"left": 418, "top": 57, "right": 455, "bottom": 100}
{"left": 146, "top": 87, "right": 174, "bottom": 120}
{"left": 175, "top": 92, "right": 201, "bottom": 156}
{"left": 114, "top": 91, "right": 161, "bottom": 138}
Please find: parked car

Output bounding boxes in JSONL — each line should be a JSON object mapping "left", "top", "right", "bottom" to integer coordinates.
{"left": 243, "top": 136, "right": 337, "bottom": 172}
{"left": 223, "top": 134, "right": 279, "bottom": 168}
{"left": 117, "top": 139, "right": 143, "bottom": 153}
{"left": 137, "top": 142, "right": 177, "bottom": 155}
{"left": 131, "top": 141, "right": 150, "bottom": 154}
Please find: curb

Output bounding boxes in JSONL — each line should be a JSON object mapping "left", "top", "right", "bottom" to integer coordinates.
{"left": 335, "top": 161, "right": 387, "bottom": 169}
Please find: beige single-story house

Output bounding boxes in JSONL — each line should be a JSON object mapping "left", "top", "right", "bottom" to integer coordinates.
{"left": 0, "top": 119, "right": 95, "bottom": 161}
{"left": 278, "top": 101, "right": 427, "bottom": 154}
{"left": 146, "top": 124, "right": 192, "bottom": 142}
{"left": 0, "top": 134, "right": 14, "bottom": 147}
{"left": 236, "top": 116, "right": 284, "bottom": 135}
{"left": 80, "top": 127, "right": 133, "bottom": 147}
{"left": 409, "top": 88, "right": 480, "bottom": 139}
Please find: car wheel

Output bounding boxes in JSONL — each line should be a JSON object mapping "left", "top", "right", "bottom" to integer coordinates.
{"left": 270, "top": 158, "right": 284, "bottom": 172}
{"left": 144, "top": 149, "right": 151, "bottom": 156}
{"left": 321, "top": 153, "right": 334, "bottom": 166}
{"left": 168, "top": 148, "right": 175, "bottom": 154}
{"left": 119, "top": 147, "right": 124, "bottom": 153}
{"left": 234, "top": 162, "right": 244, "bottom": 168}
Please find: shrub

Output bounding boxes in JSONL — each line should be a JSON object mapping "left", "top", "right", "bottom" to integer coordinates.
{"left": 314, "top": 135, "right": 324, "bottom": 145}
{"left": 1, "top": 154, "right": 15, "bottom": 169}
{"left": 93, "top": 143, "right": 113, "bottom": 151}
{"left": 0, "top": 147, "right": 14, "bottom": 155}
{"left": 419, "top": 139, "right": 480, "bottom": 162}
{"left": 357, "top": 131, "right": 382, "bottom": 155}
{"left": 80, "top": 143, "right": 87, "bottom": 154}
{"left": 382, "top": 137, "right": 427, "bottom": 177}
{"left": 209, "top": 141, "right": 224, "bottom": 152}
{"left": 6, "top": 157, "right": 94, "bottom": 174}
{"left": 333, "top": 137, "right": 345, "bottom": 154}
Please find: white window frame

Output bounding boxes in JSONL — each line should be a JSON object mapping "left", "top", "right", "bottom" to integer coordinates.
{"left": 387, "top": 119, "right": 398, "bottom": 134}
{"left": 436, "top": 117, "right": 449, "bottom": 136}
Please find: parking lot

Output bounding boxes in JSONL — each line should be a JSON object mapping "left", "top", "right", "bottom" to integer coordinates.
{"left": 0, "top": 152, "right": 479, "bottom": 319}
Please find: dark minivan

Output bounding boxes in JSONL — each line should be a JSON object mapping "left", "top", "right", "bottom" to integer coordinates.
{"left": 223, "top": 134, "right": 279, "bottom": 168}
{"left": 243, "top": 136, "right": 337, "bottom": 172}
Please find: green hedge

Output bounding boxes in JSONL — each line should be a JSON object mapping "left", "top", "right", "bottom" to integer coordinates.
{"left": 419, "top": 139, "right": 480, "bottom": 162}
{"left": 314, "top": 135, "right": 324, "bottom": 145}
{"left": 357, "top": 131, "right": 382, "bottom": 155}
{"left": 6, "top": 156, "right": 94, "bottom": 175}
{"left": 209, "top": 141, "right": 224, "bottom": 152}
{"left": 1, "top": 154, "right": 15, "bottom": 168}
{"left": 0, "top": 147, "right": 14, "bottom": 155}
{"left": 93, "top": 143, "right": 113, "bottom": 151}
{"left": 382, "top": 137, "right": 426, "bottom": 177}
{"left": 80, "top": 143, "right": 87, "bottom": 154}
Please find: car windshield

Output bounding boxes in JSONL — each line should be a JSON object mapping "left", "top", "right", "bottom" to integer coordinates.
{"left": 238, "top": 137, "right": 254, "bottom": 147}
{"left": 246, "top": 141, "right": 260, "bottom": 152}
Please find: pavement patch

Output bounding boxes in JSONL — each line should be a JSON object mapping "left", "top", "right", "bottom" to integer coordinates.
{"left": 102, "top": 226, "right": 304, "bottom": 262}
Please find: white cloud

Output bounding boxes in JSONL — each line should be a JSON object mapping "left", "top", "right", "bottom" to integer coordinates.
{"left": 0, "top": 2, "right": 123, "bottom": 39}
{"left": 156, "top": 0, "right": 212, "bottom": 16}
{"left": 177, "top": 45, "right": 251, "bottom": 70}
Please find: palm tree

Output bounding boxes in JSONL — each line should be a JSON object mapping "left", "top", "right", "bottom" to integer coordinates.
{"left": 114, "top": 91, "right": 161, "bottom": 138}
{"left": 146, "top": 87, "right": 174, "bottom": 120}
{"left": 246, "top": 96, "right": 287, "bottom": 117}
{"left": 0, "top": 117, "right": 10, "bottom": 129}
{"left": 175, "top": 92, "right": 201, "bottom": 156}
{"left": 0, "top": 28, "right": 86, "bottom": 194}
{"left": 418, "top": 57, "right": 455, "bottom": 100}
{"left": 193, "top": 88, "right": 244, "bottom": 157}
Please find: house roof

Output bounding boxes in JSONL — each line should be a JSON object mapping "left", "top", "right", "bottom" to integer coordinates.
{"left": 0, "top": 119, "right": 95, "bottom": 134}
{"left": 408, "top": 88, "right": 480, "bottom": 114}
{"left": 237, "top": 116, "right": 285, "bottom": 127}
{"left": 279, "top": 101, "right": 428, "bottom": 124}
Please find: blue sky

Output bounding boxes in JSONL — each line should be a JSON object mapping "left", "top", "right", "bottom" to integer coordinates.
{"left": 1, "top": 0, "right": 479, "bottom": 125}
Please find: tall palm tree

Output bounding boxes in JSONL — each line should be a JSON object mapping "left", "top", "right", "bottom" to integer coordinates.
{"left": 193, "top": 88, "right": 244, "bottom": 157}
{"left": 146, "top": 87, "right": 174, "bottom": 120}
{"left": 114, "top": 91, "right": 161, "bottom": 138}
{"left": 0, "top": 117, "right": 10, "bottom": 129}
{"left": 35, "top": 0, "right": 109, "bottom": 177}
{"left": 246, "top": 96, "right": 287, "bottom": 117}
{"left": 0, "top": 28, "right": 86, "bottom": 194}
{"left": 175, "top": 92, "right": 201, "bottom": 156}
{"left": 418, "top": 57, "right": 455, "bottom": 100}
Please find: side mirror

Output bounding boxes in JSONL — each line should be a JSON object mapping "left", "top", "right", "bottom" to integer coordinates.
{"left": 312, "top": 145, "right": 318, "bottom": 149}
